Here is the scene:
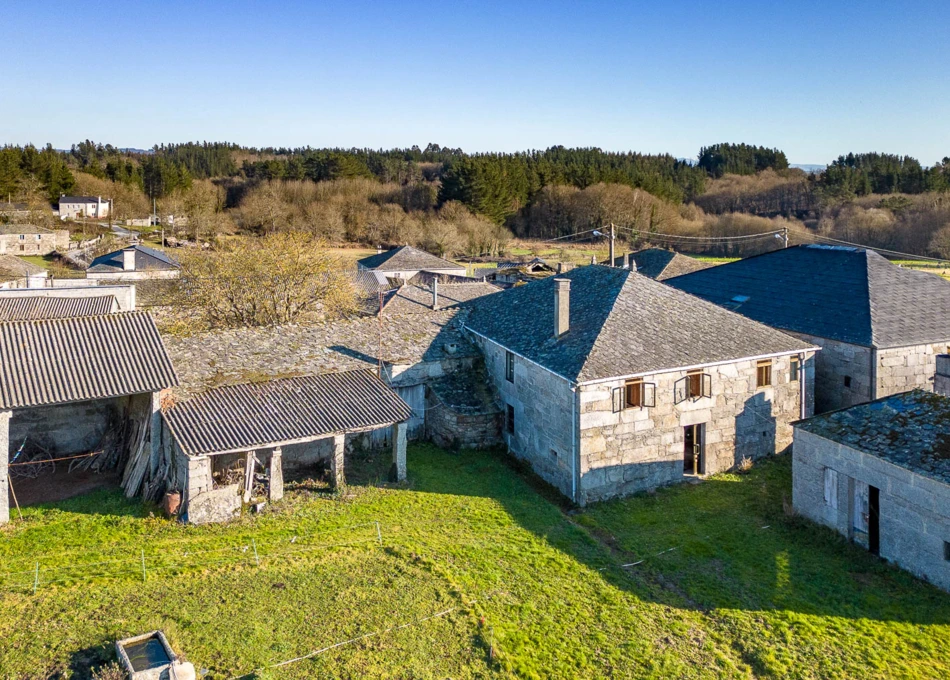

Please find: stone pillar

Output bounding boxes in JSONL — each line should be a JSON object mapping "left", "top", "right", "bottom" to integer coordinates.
{"left": 269, "top": 447, "right": 284, "bottom": 502}
{"left": 330, "top": 434, "right": 345, "bottom": 488}
{"left": 0, "top": 410, "right": 10, "bottom": 524}
{"left": 392, "top": 421, "right": 407, "bottom": 482}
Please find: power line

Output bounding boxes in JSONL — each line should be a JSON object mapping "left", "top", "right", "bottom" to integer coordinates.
{"left": 792, "top": 231, "right": 948, "bottom": 263}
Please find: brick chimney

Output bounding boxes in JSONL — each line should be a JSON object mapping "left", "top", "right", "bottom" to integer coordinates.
{"left": 122, "top": 246, "right": 136, "bottom": 272}
{"left": 936, "top": 354, "right": 950, "bottom": 397}
{"left": 554, "top": 278, "right": 570, "bottom": 337}
{"left": 431, "top": 278, "right": 439, "bottom": 310}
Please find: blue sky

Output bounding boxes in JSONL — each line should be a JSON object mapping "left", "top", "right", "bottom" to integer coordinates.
{"left": 3, "top": 1, "right": 948, "bottom": 164}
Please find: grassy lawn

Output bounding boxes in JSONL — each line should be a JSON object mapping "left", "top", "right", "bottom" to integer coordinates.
{"left": 0, "top": 446, "right": 947, "bottom": 679}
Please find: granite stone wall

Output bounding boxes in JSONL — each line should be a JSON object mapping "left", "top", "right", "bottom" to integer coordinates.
{"left": 472, "top": 334, "right": 577, "bottom": 499}
{"left": 788, "top": 332, "right": 871, "bottom": 413}
{"left": 793, "top": 428, "right": 950, "bottom": 592}
{"left": 877, "top": 341, "right": 950, "bottom": 398}
{"left": 425, "top": 387, "right": 501, "bottom": 450}
{"left": 577, "top": 353, "right": 813, "bottom": 504}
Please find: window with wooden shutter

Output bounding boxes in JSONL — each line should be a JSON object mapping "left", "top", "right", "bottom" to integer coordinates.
{"left": 688, "top": 371, "right": 702, "bottom": 398}
{"left": 625, "top": 379, "right": 643, "bottom": 408}
{"left": 756, "top": 359, "right": 772, "bottom": 388}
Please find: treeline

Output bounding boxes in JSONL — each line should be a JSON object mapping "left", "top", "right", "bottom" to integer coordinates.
{"left": 698, "top": 143, "right": 789, "bottom": 178}
{"left": 0, "top": 145, "right": 75, "bottom": 201}
{"left": 821, "top": 153, "right": 950, "bottom": 197}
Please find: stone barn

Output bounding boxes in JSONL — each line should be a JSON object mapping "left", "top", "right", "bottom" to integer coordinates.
{"left": 0, "top": 311, "right": 179, "bottom": 522}
{"left": 160, "top": 370, "right": 413, "bottom": 524}
{"left": 667, "top": 244, "right": 950, "bottom": 413}
{"left": 793, "top": 359, "right": 950, "bottom": 591}
{"left": 462, "top": 265, "right": 818, "bottom": 505}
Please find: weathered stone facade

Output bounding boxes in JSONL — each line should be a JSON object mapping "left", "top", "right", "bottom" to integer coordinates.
{"left": 877, "top": 342, "right": 950, "bottom": 397}
{"left": 577, "top": 354, "right": 814, "bottom": 504}
{"left": 793, "top": 428, "right": 950, "bottom": 592}
{"left": 425, "top": 387, "right": 501, "bottom": 450}
{"left": 786, "top": 332, "right": 950, "bottom": 413}
{"left": 474, "top": 329, "right": 814, "bottom": 505}
{"left": 0, "top": 226, "right": 70, "bottom": 256}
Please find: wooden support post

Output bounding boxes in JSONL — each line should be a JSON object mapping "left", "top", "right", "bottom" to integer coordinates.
{"left": 330, "top": 434, "right": 345, "bottom": 488}
{"left": 269, "top": 447, "right": 284, "bottom": 502}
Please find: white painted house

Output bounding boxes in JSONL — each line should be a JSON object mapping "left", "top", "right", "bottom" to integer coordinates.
{"left": 58, "top": 195, "right": 111, "bottom": 220}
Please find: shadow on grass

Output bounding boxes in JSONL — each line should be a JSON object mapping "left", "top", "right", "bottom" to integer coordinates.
{"left": 18, "top": 487, "right": 152, "bottom": 521}
{"left": 398, "top": 443, "right": 950, "bottom": 627}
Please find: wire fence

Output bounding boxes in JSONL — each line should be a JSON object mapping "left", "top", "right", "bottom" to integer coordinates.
{"left": 0, "top": 520, "right": 384, "bottom": 594}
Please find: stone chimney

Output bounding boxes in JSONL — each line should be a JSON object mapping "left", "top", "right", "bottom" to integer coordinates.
{"left": 557, "top": 262, "right": 574, "bottom": 274}
{"left": 625, "top": 252, "right": 635, "bottom": 270}
{"left": 590, "top": 255, "right": 596, "bottom": 265}
{"left": 554, "top": 278, "right": 570, "bottom": 338}
{"left": 431, "top": 278, "right": 439, "bottom": 310}
{"left": 377, "top": 244, "right": 383, "bottom": 255}
{"left": 122, "top": 246, "right": 136, "bottom": 272}
{"left": 936, "top": 354, "right": 950, "bottom": 397}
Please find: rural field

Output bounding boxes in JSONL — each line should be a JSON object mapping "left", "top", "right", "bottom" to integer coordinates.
{"left": 0, "top": 445, "right": 948, "bottom": 679}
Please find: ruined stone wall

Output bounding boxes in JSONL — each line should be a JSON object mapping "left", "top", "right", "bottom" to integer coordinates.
{"left": 877, "top": 342, "right": 949, "bottom": 398}
{"left": 425, "top": 388, "right": 501, "bottom": 450}
{"left": 789, "top": 332, "right": 872, "bottom": 413}
{"left": 577, "top": 353, "right": 813, "bottom": 504}
{"left": 472, "top": 334, "right": 577, "bottom": 499}
{"left": 793, "top": 428, "right": 950, "bottom": 592}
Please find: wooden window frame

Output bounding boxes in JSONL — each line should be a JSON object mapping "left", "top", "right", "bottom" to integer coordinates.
{"left": 676, "top": 371, "right": 711, "bottom": 403}
{"left": 790, "top": 356, "right": 800, "bottom": 382}
{"left": 505, "top": 351, "right": 514, "bottom": 383}
{"left": 622, "top": 379, "right": 655, "bottom": 409}
{"left": 756, "top": 359, "right": 772, "bottom": 388}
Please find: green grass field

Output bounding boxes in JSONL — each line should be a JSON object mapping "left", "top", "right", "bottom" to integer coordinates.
{"left": 1, "top": 446, "right": 948, "bottom": 679}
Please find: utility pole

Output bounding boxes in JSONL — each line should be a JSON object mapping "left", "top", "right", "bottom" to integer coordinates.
{"left": 608, "top": 222, "right": 615, "bottom": 266}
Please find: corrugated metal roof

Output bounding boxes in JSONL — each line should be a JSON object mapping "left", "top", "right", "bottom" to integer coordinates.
{"left": 0, "top": 311, "right": 179, "bottom": 409}
{"left": 163, "top": 370, "right": 414, "bottom": 456}
{"left": 0, "top": 295, "right": 117, "bottom": 321}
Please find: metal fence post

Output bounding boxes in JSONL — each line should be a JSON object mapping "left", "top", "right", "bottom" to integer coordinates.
{"left": 375, "top": 521, "right": 382, "bottom": 545}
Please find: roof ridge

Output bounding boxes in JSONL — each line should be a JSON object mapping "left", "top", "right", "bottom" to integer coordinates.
{"left": 576, "top": 267, "right": 632, "bottom": 380}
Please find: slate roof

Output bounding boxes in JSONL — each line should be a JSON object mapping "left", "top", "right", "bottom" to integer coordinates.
{"left": 463, "top": 265, "right": 814, "bottom": 384}
{"left": 162, "top": 370, "right": 414, "bottom": 456}
{"left": 404, "top": 270, "right": 480, "bottom": 286}
{"left": 604, "top": 249, "right": 711, "bottom": 280}
{"left": 59, "top": 196, "right": 102, "bottom": 203}
{"left": 0, "top": 224, "right": 55, "bottom": 235}
{"left": 0, "top": 311, "right": 179, "bottom": 409}
{"left": 382, "top": 283, "right": 500, "bottom": 315}
{"left": 797, "top": 390, "right": 950, "bottom": 486}
{"left": 0, "top": 295, "right": 117, "bottom": 321}
{"left": 0, "top": 254, "right": 46, "bottom": 279}
{"left": 88, "top": 244, "right": 180, "bottom": 273}
{"left": 666, "top": 245, "right": 950, "bottom": 349}
{"left": 357, "top": 245, "right": 463, "bottom": 272}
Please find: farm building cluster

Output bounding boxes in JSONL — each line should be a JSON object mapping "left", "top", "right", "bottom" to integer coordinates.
{"left": 2, "top": 243, "right": 950, "bottom": 591}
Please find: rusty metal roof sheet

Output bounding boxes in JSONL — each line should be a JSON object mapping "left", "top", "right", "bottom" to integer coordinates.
{"left": 162, "top": 369, "right": 413, "bottom": 456}
{"left": 0, "top": 311, "right": 179, "bottom": 409}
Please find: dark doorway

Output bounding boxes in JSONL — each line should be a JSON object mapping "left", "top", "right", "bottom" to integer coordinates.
{"left": 869, "top": 485, "right": 880, "bottom": 555}
{"left": 683, "top": 424, "right": 704, "bottom": 475}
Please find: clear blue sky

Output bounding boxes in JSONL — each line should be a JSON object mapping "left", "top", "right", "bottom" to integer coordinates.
{"left": 4, "top": 0, "right": 948, "bottom": 164}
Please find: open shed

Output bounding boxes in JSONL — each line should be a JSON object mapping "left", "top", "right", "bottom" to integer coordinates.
{"left": 0, "top": 312, "right": 179, "bottom": 521}
{"left": 161, "top": 370, "right": 413, "bottom": 524}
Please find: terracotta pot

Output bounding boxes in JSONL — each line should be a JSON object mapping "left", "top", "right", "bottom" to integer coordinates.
{"left": 163, "top": 491, "right": 181, "bottom": 517}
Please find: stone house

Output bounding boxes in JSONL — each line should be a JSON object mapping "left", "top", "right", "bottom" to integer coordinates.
{"left": 357, "top": 245, "right": 466, "bottom": 283}
{"left": 603, "top": 248, "right": 711, "bottom": 280}
{"left": 0, "top": 224, "right": 70, "bottom": 256}
{"left": 87, "top": 244, "right": 180, "bottom": 281}
{"left": 793, "top": 356, "right": 950, "bottom": 591}
{"left": 463, "top": 265, "right": 817, "bottom": 505}
{"left": 58, "top": 195, "right": 111, "bottom": 220}
{"left": 667, "top": 245, "right": 950, "bottom": 413}
{"left": 0, "top": 311, "right": 179, "bottom": 523}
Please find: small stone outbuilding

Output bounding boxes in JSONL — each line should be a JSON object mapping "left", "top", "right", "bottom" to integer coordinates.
{"left": 161, "top": 370, "right": 413, "bottom": 524}
{"left": 87, "top": 244, "right": 180, "bottom": 282}
{"left": 357, "top": 245, "right": 465, "bottom": 283}
{"left": 793, "top": 361, "right": 950, "bottom": 591}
